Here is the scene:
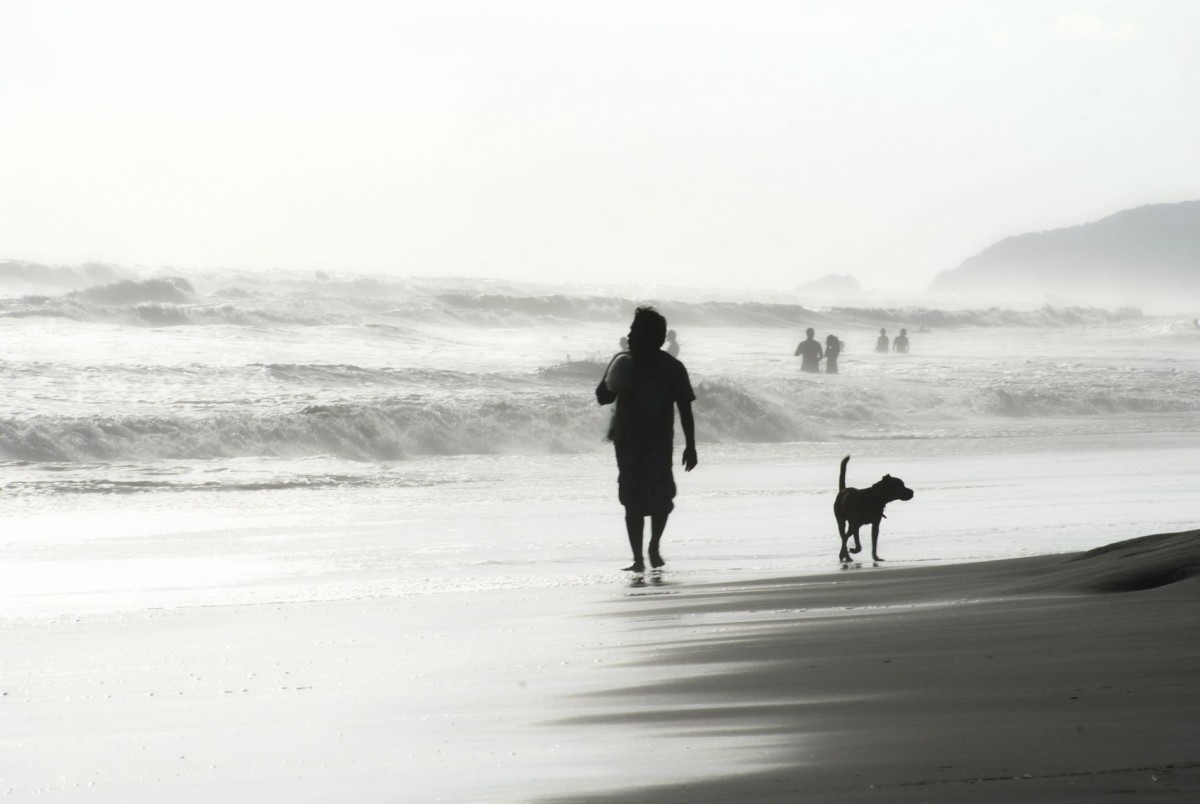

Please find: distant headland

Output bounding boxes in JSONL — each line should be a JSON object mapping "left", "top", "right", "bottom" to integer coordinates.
{"left": 929, "top": 200, "right": 1200, "bottom": 308}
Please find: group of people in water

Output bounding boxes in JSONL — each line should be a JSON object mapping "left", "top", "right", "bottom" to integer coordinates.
{"left": 793, "top": 326, "right": 911, "bottom": 374}
{"left": 793, "top": 328, "right": 841, "bottom": 373}
{"left": 626, "top": 324, "right": 913, "bottom": 377}
{"left": 877, "top": 327, "right": 910, "bottom": 354}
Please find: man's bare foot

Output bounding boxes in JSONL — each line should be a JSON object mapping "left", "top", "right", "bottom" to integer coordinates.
{"left": 649, "top": 549, "right": 664, "bottom": 569}
{"left": 623, "top": 561, "right": 645, "bottom": 573}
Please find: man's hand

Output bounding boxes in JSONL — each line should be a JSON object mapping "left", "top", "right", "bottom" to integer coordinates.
{"left": 681, "top": 446, "right": 698, "bottom": 472}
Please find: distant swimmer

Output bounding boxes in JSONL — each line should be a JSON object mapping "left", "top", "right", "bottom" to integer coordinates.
{"left": 794, "top": 328, "right": 824, "bottom": 373}
{"left": 619, "top": 335, "right": 629, "bottom": 351}
{"left": 665, "top": 329, "right": 680, "bottom": 357}
{"left": 875, "top": 328, "right": 889, "bottom": 353}
{"left": 595, "top": 307, "right": 697, "bottom": 573}
{"left": 825, "top": 334, "right": 842, "bottom": 374}
{"left": 893, "top": 327, "right": 909, "bottom": 353}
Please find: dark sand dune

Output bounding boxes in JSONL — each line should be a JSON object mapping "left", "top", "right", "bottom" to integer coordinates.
{"left": 1034, "top": 530, "right": 1200, "bottom": 593}
{"left": 551, "top": 531, "right": 1200, "bottom": 803}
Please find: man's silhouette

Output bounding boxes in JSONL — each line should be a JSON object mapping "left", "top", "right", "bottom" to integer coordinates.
{"left": 794, "top": 328, "right": 824, "bottom": 373}
{"left": 596, "top": 307, "right": 697, "bottom": 572}
{"left": 875, "top": 328, "right": 889, "bottom": 353}
{"left": 893, "top": 327, "right": 909, "bottom": 353}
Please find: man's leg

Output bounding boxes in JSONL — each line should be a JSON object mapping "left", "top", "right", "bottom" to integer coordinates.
{"left": 648, "top": 512, "right": 669, "bottom": 568}
{"left": 623, "top": 509, "right": 645, "bottom": 571}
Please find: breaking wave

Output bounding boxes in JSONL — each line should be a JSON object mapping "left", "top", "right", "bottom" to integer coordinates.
{"left": 69, "top": 277, "right": 197, "bottom": 305}
{"left": 4, "top": 361, "right": 1196, "bottom": 463}
{"left": 0, "top": 377, "right": 837, "bottom": 462}
{"left": 977, "top": 369, "right": 1199, "bottom": 417}
{"left": 0, "top": 259, "right": 128, "bottom": 290}
{"left": 0, "top": 391, "right": 615, "bottom": 462}
{"left": 0, "top": 264, "right": 1147, "bottom": 329}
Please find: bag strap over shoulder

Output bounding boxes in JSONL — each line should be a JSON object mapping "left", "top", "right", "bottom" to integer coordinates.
{"left": 594, "top": 351, "right": 627, "bottom": 405}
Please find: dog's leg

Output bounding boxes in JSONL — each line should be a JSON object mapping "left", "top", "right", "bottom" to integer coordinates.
{"left": 870, "top": 521, "right": 884, "bottom": 562}
{"left": 837, "top": 516, "right": 850, "bottom": 562}
{"left": 849, "top": 524, "right": 862, "bottom": 555}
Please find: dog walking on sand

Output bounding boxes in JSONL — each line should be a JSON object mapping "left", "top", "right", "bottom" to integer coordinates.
{"left": 834, "top": 455, "right": 914, "bottom": 563}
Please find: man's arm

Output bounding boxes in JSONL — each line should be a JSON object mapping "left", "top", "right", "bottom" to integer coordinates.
{"left": 678, "top": 399, "right": 698, "bottom": 471}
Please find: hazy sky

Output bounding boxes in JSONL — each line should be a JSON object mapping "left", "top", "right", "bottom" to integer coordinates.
{"left": 2, "top": 1, "right": 1197, "bottom": 291}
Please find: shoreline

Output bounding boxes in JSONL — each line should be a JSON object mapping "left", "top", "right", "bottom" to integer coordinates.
{"left": 549, "top": 530, "right": 1200, "bottom": 803}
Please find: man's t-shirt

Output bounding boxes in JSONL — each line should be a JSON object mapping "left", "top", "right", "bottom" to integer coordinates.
{"left": 605, "top": 350, "right": 695, "bottom": 449}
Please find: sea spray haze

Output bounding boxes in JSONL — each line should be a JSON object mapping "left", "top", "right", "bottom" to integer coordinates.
{"left": 2, "top": 267, "right": 1199, "bottom": 476}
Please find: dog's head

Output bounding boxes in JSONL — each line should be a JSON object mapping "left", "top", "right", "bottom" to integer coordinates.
{"left": 876, "top": 474, "right": 914, "bottom": 503}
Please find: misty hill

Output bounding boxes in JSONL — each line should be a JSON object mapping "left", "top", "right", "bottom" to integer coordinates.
{"left": 930, "top": 200, "right": 1200, "bottom": 307}
{"left": 799, "top": 274, "right": 860, "bottom": 295}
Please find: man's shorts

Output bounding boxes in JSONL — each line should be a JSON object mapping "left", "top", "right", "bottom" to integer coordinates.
{"left": 615, "top": 443, "right": 676, "bottom": 516}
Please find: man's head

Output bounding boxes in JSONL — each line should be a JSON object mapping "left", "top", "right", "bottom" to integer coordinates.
{"left": 628, "top": 306, "right": 667, "bottom": 353}
{"left": 806, "top": 327, "right": 815, "bottom": 339}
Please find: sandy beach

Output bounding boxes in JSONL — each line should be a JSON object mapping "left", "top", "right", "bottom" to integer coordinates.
{"left": 552, "top": 530, "right": 1200, "bottom": 803}
{"left": 3, "top": 445, "right": 1200, "bottom": 803}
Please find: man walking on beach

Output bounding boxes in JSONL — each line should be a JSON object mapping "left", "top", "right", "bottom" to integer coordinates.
{"left": 596, "top": 307, "right": 698, "bottom": 572}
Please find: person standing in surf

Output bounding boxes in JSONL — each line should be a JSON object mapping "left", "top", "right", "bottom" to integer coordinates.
{"left": 875, "top": 327, "right": 890, "bottom": 353}
{"left": 825, "top": 334, "right": 842, "bottom": 373}
{"left": 595, "top": 307, "right": 698, "bottom": 573}
{"left": 794, "top": 327, "right": 824, "bottom": 372}
{"left": 665, "top": 329, "right": 680, "bottom": 357}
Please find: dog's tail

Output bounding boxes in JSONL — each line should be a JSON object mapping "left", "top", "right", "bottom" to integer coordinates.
{"left": 839, "top": 455, "right": 850, "bottom": 492}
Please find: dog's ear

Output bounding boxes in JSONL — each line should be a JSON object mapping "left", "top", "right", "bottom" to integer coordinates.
{"left": 884, "top": 474, "right": 892, "bottom": 479}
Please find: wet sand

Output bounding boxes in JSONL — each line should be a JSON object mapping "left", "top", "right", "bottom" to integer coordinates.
{"left": 551, "top": 530, "right": 1200, "bottom": 803}
{"left": 5, "top": 523, "right": 1198, "bottom": 802}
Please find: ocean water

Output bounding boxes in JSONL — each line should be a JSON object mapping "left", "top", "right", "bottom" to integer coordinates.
{"left": 2, "top": 267, "right": 1200, "bottom": 615}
